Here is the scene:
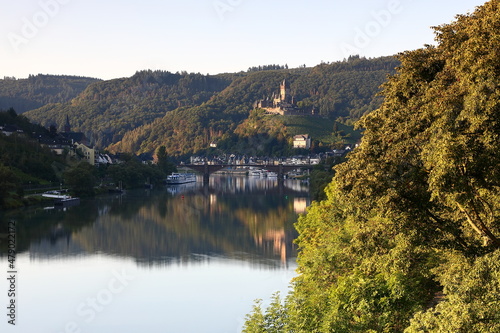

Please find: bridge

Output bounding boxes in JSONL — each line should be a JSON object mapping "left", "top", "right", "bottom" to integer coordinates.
{"left": 182, "top": 163, "right": 314, "bottom": 182}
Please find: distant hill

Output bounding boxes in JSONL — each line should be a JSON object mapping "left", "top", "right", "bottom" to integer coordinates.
{"left": 0, "top": 74, "right": 101, "bottom": 113}
{"left": 108, "top": 56, "right": 397, "bottom": 156}
{"left": 25, "top": 71, "right": 234, "bottom": 148}
{"left": 24, "top": 56, "right": 400, "bottom": 156}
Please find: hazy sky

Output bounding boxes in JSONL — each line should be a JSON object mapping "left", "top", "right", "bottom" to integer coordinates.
{"left": 1, "top": 0, "right": 487, "bottom": 80}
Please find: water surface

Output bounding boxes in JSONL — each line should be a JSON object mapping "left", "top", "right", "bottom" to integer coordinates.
{"left": 0, "top": 175, "right": 308, "bottom": 333}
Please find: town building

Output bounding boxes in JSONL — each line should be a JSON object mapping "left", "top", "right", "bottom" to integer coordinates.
{"left": 38, "top": 136, "right": 73, "bottom": 155}
{"left": 75, "top": 142, "right": 96, "bottom": 165}
{"left": 0, "top": 125, "right": 24, "bottom": 136}
{"left": 293, "top": 134, "right": 311, "bottom": 149}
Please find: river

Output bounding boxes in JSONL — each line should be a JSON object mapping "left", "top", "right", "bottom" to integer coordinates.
{"left": 0, "top": 175, "right": 309, "bottom": 333}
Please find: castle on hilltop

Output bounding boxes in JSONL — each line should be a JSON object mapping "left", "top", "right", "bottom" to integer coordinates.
{"left": 254, "top": 79, "right": 306, "bottom": 116}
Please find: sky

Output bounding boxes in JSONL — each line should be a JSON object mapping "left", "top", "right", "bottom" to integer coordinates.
{"left": 0, "top": 0, "right": 488, "bottom": 80}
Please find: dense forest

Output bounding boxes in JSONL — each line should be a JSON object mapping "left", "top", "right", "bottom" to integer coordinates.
{"left": 21, "top": 57, "right": 398, "bottom": 156}
{"left": 24, "top": 71, "right": 234, "bottom": 149}
{"left": 243, "top": 1, "right": 500, "bottom": 332}
{"left": 0, "top": 109, "right": 63, "bottom": 182}
{"left": 0, "top": 109, "right": 65, "bottom": 208}
{"left": 0, "top": 74, "right": 100, "bottom": 113}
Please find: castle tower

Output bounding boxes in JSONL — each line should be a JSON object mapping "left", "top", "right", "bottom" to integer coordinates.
{"left": 280, "top": 79, "right": 290, "bottom": 102}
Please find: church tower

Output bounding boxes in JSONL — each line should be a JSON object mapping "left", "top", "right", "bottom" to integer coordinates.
{"left": 64, "top": 115, "right": 71, "bottom": 133}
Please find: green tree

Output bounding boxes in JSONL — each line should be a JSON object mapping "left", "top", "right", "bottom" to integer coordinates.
{"left": 156, "top": 145, "right": 177, "bottom": 176}
{"left": 406, "top": 250, "right": 500, "bottom": 333}
{"left": 335, "top": 0, "right": 500, "bottom": 252}
{"left": 243, "top": 293, "right": 288, "bottom": 333}
{"left": 0, "top": 163, "right": 21, "bottom": 208}
{"left": 243, "top": 300, "right": 265, "bottom": 333}
{"left": 244, "top": 1, "right": 500, "bottom": 332}
{"left": 64, "top": 162, "right": 96, "bottom": 196}
{"left": 107, "top": 158, "right": 164, "bottom": 189}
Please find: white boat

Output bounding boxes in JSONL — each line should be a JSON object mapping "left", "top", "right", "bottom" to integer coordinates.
{"left": 42, "top": 191, "right": 80, "bottom": 206}
{"left": 267, "top": 171, "right": 278, "bottom": 178}
{"left": 54, "top": 197, "right": 80, "bottom": 206}
{"left": 249, "top": 170, "right": 261, "bottom": 177}
{"left": 165, "top": 173, "right": 197, "bottom": 185}
{"left": 42, "top": 190, "right": 69, "bottom": 199}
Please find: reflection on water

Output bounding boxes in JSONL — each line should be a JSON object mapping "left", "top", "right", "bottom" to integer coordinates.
{"left": 2, "top": 176, "right": 309, "bottom": 268}
{"left": 0, "top": 176, "right": 309, "bottom": 333}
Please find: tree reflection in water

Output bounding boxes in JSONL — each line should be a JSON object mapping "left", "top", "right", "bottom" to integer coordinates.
{"left": 5, "top": 176, "right": 310, "bottom": 268}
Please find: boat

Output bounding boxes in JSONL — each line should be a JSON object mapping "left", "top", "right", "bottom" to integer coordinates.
{"left": 54, "top": 196, "right": 80, "bottom": 207}
{"left": 42, "top": 190, "right": 69, "bottom": 199}
{"left": 249, "top": 170, "right": 261, "bottom": 177}
{"left": 165, "top": 173, "right": 197, "bottom": 185}
{"left": 42, "top": 191, "right": 80, "bottom": 207}
{"left": 108, "top": 181, "right": 124, "bottom": 193}
{"left": 267, "top": 171, "right": 278, "bottom": 178}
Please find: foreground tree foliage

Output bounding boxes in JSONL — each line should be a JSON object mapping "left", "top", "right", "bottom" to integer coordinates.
{"left": 244, "top": 1, "right": 500, "bottom": 331}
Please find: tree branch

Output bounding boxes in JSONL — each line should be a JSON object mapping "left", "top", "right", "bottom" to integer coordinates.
{"left": 456, "top": 201, "right": 500, "bottom": 247}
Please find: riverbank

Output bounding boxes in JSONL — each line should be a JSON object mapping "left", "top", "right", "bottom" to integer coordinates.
{"left": 2, "top": 191, "right": 53, "bottom": 210}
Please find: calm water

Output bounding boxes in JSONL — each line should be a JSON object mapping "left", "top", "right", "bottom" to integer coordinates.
{"left": 0, "top": 175, "right": 308, "bottom": 333}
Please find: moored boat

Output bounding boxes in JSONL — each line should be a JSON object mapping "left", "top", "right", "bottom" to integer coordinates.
{"left": 165, "top": 173, "right": 197, "bottom": 185}
{"left": 43, "top": 191, "right": 80, "bottom": 206}
{"left": 266, "top": 171, "right": 278, "bottom": 178}
{"left": 249, "top": 170, "right": 261, "bottom": 177}
{"left": 54, "top": 197, "right": 80, "bottom": 207}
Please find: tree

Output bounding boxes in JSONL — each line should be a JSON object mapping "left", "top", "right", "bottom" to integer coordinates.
{"left": 243, "top": 300, "right": 265, "bottom": 333}
{"left": 406, "top": 249, "right": 500, "bottom": 332}
{"left": 244, "top": 1, "right": 500, "bottom": 332}
{"left": 335, "top": 0, "right": 500, "bottom": 251}
{"left": 0, "top": 163, "right": 21, "bottom": 208}
{"left": 107, "top": 157, "right": 164, "bottom": 189}
{"left": 7, "top": 107, "right": 17, "bottom": 118}
{"left": 243, "top": 293, "right": 288, "bottom": 333}
{"left": 64, "top": 162, "right": 96, "bottom": 196}
{"left": 155, "top": 145, "right": 177, "bottom": 176}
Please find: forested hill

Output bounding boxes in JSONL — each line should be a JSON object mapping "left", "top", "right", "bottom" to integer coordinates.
{"left": 24, "top": 71, "right": 235, "bottom": 148}
{"left": 108, "top": 56, "right": 398, "bottom": 155}
{"left": 0, "top": 74, "right": 100, "bottom": 113}
{"left": 24, "top": 56, "right": 399, "bottom": 155}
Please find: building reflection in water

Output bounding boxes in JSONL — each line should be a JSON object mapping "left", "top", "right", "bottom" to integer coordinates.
{"left": 293, "top": 197, "right": 308, "bottom": 214}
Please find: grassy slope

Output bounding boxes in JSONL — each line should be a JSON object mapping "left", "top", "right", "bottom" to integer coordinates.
{"left": 283, "top": 116, "right": 362, "bottom": 145}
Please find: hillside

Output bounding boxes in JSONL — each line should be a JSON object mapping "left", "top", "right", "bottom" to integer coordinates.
{"left": 207, "top": 111, "right": 363, "bottom": 157}
{"left": 106, "top": 56, "right": 398, "bottom": 156}
{"left": 22, "top": 57, "right": 398, "bottom": 156}
{"left": 283, "top": 116, "right": 362, "bottom": 145}
{"left": 0, "top": 74, "right": 100, "bottom": 113}
{"left": 0, "top": 108, "right": 181, "bottom": 208}
{"left": 25, "top": 71, "right": 234, "bottom": 148}
{"left": 0, "top": 109, "right": 67, "bottom": 208}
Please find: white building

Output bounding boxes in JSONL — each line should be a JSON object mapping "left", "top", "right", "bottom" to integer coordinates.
{"left": 293, "top": 134, "right": 311, "bottom": 149}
